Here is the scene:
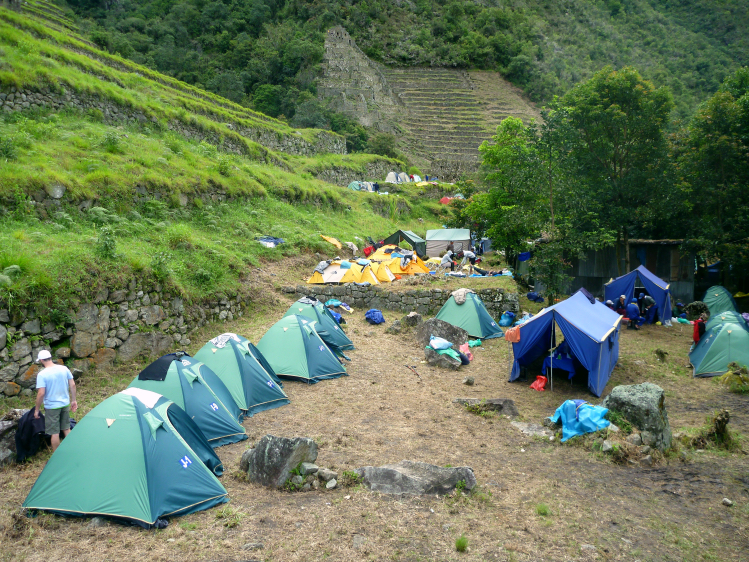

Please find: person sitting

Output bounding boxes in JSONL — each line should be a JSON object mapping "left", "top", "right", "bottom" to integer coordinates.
{"left": 626, "top": 299, "right": 645, "bottom": 330}
{"left": 614, "top": 295, "right": 627, "bottom": 315}
{"left": 440, "top": 250, "right": 455, "bottom": 271}
{"left": 605, "top": 299, "right": 615, "bottom": 311}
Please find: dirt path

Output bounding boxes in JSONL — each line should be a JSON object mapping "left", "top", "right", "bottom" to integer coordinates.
{"left": 1, "top": 297, "right": 747, "bottom": 562}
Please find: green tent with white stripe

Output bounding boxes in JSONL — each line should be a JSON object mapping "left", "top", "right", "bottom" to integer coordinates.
{"left": 257, "top": 315, "right": 347, "bottom": 383}
{"left": 284, "top": 297, "right": 354, "bottom": 352}
{"left": 23, "top": 388, "right": 228, "bottom": 528}
{"left": 435, "top": 292, "right": 504, "bottom": 339}
{"left": 128, "top": 353, "right": 247, "bottom": 447}
{"left": 194, "top": 333, "right": 289, "bottom": 416}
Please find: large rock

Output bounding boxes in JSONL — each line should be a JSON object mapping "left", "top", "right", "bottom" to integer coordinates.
{"left": 0, "top": 324, "right": 6, "bottom": 351}
{"left": 11, "top": 339, "right": 32, "bottom": 362}
{"left": 244, "top": 435, "right": 318, "bottom": 488}
{"left": 416, "top": 318, "right": 469, "bottom": 348}
{"left": 424, "top": 346, "right": 462, "bottom": 370}
{"left": 92, "top": 348, "right": 116, "bottom": 370}
{"left": 355, "top": 460, "right": 476, "bottom": 496}
{"left": 0, "top": 362, "right": 19, "bottom": 382}
{"left": 20, "top": 318, "right": 40, "bottom": 335}
{"left": 70, "top": 331, "right": 98, "bottom": 358}
{"left": 0, "top": 409, "right": 29, "bottom": 465}
{"left": 453, "top": 398, "right": 519, "bottom": 417}
{"left": 74, "top": 303, "right": 100, "bottom": 332}
{"left": 116, "top": 332, "right": 174, "bottom": 363}
{"left": 602, "top": 382, "right": 672, "bottom": 451}
{"left": 402, "top": 312, "right": 423, "bottom": 328}
{"left": 140, "top": 305, "right": 166, "bottom": 326}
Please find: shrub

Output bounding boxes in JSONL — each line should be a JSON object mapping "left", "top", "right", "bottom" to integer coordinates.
{"left": 216, "top": 154, "right": 232, "bottom": 176}
{"left": 0, "top": 136, "right": 17, "bottom": 160}
{"left": 95, "top": 226, "right": 118, "bottom": 259}
{"left": 150, "top": 252, "right": 171, "bottom": 280}
{"left": 535, "top": 503, "right": 550, "bottom": 516}
{"left": 166, "top": 224, "right": 193, "bottom": 249}
{"left": 455, "top": 534, "right": 468, "bottom": 552}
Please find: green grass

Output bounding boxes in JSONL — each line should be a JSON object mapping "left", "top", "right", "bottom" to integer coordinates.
{"left": 535, "top": 503, "right": 551, "bottom": 516}
{"left": 455, "top": 534, "right": 468, "bottom": 552}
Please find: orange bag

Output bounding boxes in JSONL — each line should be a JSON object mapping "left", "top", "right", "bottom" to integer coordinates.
{"left": 530, "top": 375, "right": 547, "bottom": 391}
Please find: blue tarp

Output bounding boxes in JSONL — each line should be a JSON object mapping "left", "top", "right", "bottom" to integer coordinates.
{"left": 509, "top": 290, "right": 622, "bottom": 397}
{"left": 550, "top": 400, "right": 610, "bottom": 442}
{"left": 604, "top": 265, "right": 672, "bottom": 326}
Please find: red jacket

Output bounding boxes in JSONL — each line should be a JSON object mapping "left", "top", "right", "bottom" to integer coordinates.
{"left": 693, "top": 319, "right": 706, "bottom": 344}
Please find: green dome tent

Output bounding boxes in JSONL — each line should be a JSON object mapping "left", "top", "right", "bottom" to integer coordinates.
{"left": 435, "top": 292, "right": 504, "bottom": 339}
{"left": 194, "top": 333, "right": 289, "bottom": 416}
{"left": 128, "top": 353, "right": 247, "bottom": 447}
{"left": 706, "top": 311, "right": 748, "bottom": 332}
{"left": 257, "top": 315, "right": 347, "bottom": 384}
{"left": 689, "top": 322, "right": 749, "bottom": 377}
{"left": 23, "top": 388, "right": 228, "bottom": 528}
{"left": 703, "top": 286, "right": 739, "bottom": 316}
{"left": 284, "top": 297, "right": 354, "bottom": 352}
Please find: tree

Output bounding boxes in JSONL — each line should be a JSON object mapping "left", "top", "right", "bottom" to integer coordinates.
{"left": 675, "top": 67, "right": 749, "bottom": 281}
{"left": 559, "top": 66, "right": 675, "bottom": 274}
{"left": 366, "top": 133, "right": 398, "bottom": 158}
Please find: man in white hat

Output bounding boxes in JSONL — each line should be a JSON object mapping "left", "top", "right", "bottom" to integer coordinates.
{"left": 33, "top": 350, "right": 77, "bottom": 452}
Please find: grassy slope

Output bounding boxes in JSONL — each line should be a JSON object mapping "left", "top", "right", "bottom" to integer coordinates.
{"left": 0, "top": 11, "right": 450, "bottom": 321}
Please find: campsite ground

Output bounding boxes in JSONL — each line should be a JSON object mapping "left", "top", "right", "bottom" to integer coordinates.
{"left": 1, "top": 272, "right": 747, "bottom": 562}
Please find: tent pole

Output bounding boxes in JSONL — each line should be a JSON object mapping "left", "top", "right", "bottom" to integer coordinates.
{"left": 549, "top": 321, "right": 553, "bottom": 392}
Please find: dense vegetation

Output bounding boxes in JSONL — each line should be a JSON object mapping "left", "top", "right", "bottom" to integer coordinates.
{"left": 68, "top": 0, "right": 749, "bottom": 120}
{"left": 451, "top": 66, "right": 749, "bottom": 296}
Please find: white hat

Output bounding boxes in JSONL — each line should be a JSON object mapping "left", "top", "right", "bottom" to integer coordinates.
{"left": 37, "top": 349, "right": 52, "bottom": 362}
{"left": 620, "top": 295, "right": 626, "bottom": 299}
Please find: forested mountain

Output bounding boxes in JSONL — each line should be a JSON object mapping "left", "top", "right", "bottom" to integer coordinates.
{"left": 69, "top": 0, "right": 748, "bottom": 122}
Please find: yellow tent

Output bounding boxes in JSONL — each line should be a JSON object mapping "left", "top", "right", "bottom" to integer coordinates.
{"left": 370, "top": 262, "right": 396, "bottom": 283}
{"left": 370, "top": 245, "right": 430, "bottom": 275}
{"left": 307, "top": 261, "right": 380, "bottom": 285}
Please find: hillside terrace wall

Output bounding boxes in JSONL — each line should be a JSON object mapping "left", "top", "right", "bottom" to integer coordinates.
{"left": 286, "top": 284, "right": 519, "bottom": 317}
{"left": 0, "top": 86, "right": 345, "bottom": 158}
{"left": 0, "top": 280, "right": 249, "bottom": 399}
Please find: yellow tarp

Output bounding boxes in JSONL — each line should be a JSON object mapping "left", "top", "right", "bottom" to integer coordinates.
{"left": 320, "top": 235, "right": 342, "bottom": 249}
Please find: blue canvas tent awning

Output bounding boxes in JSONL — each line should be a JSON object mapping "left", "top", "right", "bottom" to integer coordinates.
{"left": 604, "top": 265, "right": 672, "bottom": 325}
{"left": 509, "top": 291, "right": 622, "bottom": 397}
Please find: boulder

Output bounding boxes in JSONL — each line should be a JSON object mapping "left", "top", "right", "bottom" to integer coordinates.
{"left": 140, "top": 305, "right": 166, "bottom": 326}
{"left": 402, "top": 312, "right": 423, "bottom": 328}
{"left": 0, "top": 410, "right": 28, "bottom": 465}
{"left": 385, "top": 320, "right": 402, "bottom": 335}
{"left": 92, "top": 348, "right": 116, "bottom": 370}
{"left": 116, "top": 332, "right": 174, "bottom": 363}
{"left": 416, "top": 318, "right": 469, "bottom": 348}
{"left": 244, "top": 435, "right": 318, "bottom": 488}
{"left": 317, "top": 468, "right": 338, "bottom": 482}
{"left": 602, "top": 382, "right": 671, "bottom": 451}
{"left": 424, "top": 346, "right": 461, "bottom": 370}
{"left": 239, "top": 448, "right": 254, "bottom": 472}
{"left": 0, "top": 324, "right": 6, "bottom": 351}
{"left": 11, "top": 339, "right": 32, "bottom": 362}
{"left": 3, "top": 382, "right": 21, "bottom": 396}
{"left": 70, "top": 332, "right": 98, "bottom": 358}
{"left": 452, "top": 398, "right": 519, "bottom": 417}
{"left": 20, "top": 318, "right": 40, "bottom": 335}
{"left": 74, "top": 303, "right": 99, "bottom": 332}
{"left": 355, "top": 460, "right": 476, "bottom": 496}
{"left": 0, "top": 362, "right": 19, "bottom": 382}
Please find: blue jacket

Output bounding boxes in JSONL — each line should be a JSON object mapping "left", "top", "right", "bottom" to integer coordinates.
{"left": 626, "top": 303, "right": 641, "bottom": 319}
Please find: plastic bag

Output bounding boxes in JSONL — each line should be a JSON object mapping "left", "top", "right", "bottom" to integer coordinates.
{"left": 468, "top": 339, "right": 482, "bottom": 348}
{"left": 530, "top": 375, "right": 547, "bottom": 391}
{"left": 458, "top": 343, "right": 473, "bottom": 362}
{"left": 499, "top": 311, "right": 515, "bottom": 327}
{"left": 429, "top": 336, "right": 453, "bottom": 350}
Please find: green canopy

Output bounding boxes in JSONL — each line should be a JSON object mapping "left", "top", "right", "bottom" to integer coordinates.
{"left": 23, "top": 389, "right": 228, "bottom": 527}
{"left": 703, "top": 286, "right": 739, "bottom": 316}
{"left": 284, "top": 297, "right": 354, "bottom": 351}
{"left": 128, "top": 353, "right": 247, "bottom": 447}
{"left": 194, "top": 333, "right": 289, "bottom": 416}
{"left": 257, "top": 315, "right": 347, "bottom": 384}
{"left": 689, "top": 322, "right": 749, "bottom": 377}
{"left": 382, "top": 230, "right": 427, "bottom": 258}
{"left": 435, "top": 292, "right": 504, "bottom": 339}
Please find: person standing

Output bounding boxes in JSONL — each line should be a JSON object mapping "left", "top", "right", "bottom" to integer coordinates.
{"left": 446, "top": 241, "right": 455, "bottom": 255}
{"left": 461, "top": 248, "right": 477, "bottom": 273}
{"left": 34, "top": 350, "right": 77, "bottom": 452}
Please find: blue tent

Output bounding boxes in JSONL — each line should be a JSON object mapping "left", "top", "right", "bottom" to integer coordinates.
{"left": 509, "top": 290, "right": 622, "bottom": 397}
{"left": 604, "top": 265, "right": 672, "bottom": 325}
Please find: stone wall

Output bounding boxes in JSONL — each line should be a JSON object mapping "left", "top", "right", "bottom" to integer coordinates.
{"left": 286, "top": 284, "right": 519, "bottom": 317}
{"left": 0, "top": 85, "right": 345, "bottom": 157}
{"left": 312, "top": 161, "right": 397, "bottom": 186}
{"left": 0, "top": 281, "right": 247, "bottom": 399}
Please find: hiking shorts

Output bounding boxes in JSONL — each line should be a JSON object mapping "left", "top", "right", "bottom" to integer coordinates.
{"left": 45, "top": 406, "right": 70, "bottom": 435}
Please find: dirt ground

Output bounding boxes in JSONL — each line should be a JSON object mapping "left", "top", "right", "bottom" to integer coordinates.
{"left": 1, "top": 289, "right": 748, "bottom": 562}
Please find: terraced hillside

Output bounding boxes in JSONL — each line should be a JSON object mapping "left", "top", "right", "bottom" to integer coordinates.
{"left": 320, "top": 27, "right": 540, "bottom": 179}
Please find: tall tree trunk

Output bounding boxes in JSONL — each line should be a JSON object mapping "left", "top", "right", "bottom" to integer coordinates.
{"left": 616, "top": 230, "right": 622, "bottom": 277}
{"left": 624, "top": 228, "right": 630, "bottom": 273}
